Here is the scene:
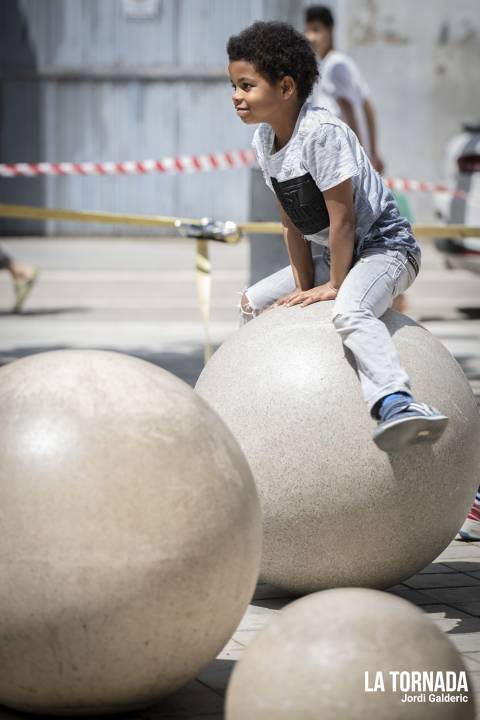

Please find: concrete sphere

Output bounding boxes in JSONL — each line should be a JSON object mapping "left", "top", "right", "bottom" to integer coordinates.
{"left": 196, "top": 303, "right": 480, "bottom": 593}
{"left": 0, "top": 350, "right": 262, "bottom": 715}
{"left": 226, "top": 588, "right": 475, "bottom": 720}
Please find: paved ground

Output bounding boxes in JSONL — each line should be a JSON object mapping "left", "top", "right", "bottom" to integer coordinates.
{"left": 0, "top": 236, "right": 479, "bottom": 718}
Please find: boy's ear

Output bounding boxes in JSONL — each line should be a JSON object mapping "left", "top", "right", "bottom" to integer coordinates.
{"left": 280, "top": 75, "right": 296, "bottom": 99}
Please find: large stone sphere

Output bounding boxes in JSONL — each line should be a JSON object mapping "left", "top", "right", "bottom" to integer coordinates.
{"left": 226, "top": 588, "right": 475, "bottom": 719}
{"left": 0, "top": 350, "right": 262, "bottom": 714}
{"left": 196, "top": 303, "right": 479, "bottom": 593}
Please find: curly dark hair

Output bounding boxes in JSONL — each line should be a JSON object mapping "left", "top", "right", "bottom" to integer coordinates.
{"left": 227, "top": 21, "right": 319, "bottom": 102}
{"left": 305, "top": 6, "right": 335, "bottom": 28}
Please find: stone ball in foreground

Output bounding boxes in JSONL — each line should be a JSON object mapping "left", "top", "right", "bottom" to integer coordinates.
{"left": 196, "top": 302, "right": 479, "bottom": 594}
{"left": 0, "top": 350, "right": 262, "bottom": 715}
{"left": 226, "top": 588, "right": 475, "bottom": 720}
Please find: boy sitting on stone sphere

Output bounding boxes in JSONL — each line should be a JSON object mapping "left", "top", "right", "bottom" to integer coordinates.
{"left": 227, "top": 21, "right": 447, "bottom": 452}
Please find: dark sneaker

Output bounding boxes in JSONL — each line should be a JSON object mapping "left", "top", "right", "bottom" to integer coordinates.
{"left": 373, "top": 401, "right": 448, "bottom": 452}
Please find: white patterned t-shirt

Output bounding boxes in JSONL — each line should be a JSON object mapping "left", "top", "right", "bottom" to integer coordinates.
{"left": 252, "top": 102, "right": 418, "bottom": 256}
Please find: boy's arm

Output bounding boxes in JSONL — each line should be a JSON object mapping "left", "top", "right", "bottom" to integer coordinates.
{"left": 325, "top": 178, "right": 355, "bottom": 290}
{"left": 278, "top": 203, "right": 314, "bottom": 290}
{"left": 278, "top": 178, "right": 355, "bottom": 307}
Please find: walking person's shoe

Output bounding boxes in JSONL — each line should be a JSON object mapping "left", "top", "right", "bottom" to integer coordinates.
{"left": 457, "top": 491, "right": 480, "bottom": 541}
{"left": 373, "top": 398, "right": 448, "bottom": 452}
{"left": 458, "top": 518, "right": 480, "bottom": 541}
{"left": 12, "top": 267, "right": 39, "bottom": 313}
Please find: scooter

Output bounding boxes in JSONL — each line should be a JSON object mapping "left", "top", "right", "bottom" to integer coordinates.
{"left": 434, "top": 122, "right": 480, "bottom": 274}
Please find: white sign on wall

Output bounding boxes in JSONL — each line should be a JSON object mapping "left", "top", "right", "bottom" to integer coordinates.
{"left": 122, "top": 0, "right": 162, "bottom": 20}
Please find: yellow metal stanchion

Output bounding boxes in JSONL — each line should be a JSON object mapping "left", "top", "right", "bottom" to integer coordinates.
{"left": 195, "top": 239, "right": 212, "bottom": 364}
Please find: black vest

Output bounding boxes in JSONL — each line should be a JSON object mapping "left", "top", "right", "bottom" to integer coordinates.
{"left": 271, "top": 172, "right": 330, "bottom": 236}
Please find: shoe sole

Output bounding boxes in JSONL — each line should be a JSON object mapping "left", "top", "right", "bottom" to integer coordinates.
{"left": 373, "top": 415, "right": 449, "bottom": 453}
{"left": 458, "top": 530, "right": 480, "bottom": 542}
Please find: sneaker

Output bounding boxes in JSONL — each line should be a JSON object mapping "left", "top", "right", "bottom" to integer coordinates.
{"left": 12, "top": 268, "right": 39, "bottom": 314}
{"left": 373, "top": 401, "right": 448, "bottom": 452}
{"left": 458, "top": 495, "right": 480, "bottom": 541}
{"left": 458, "top": 518, "right": 480, "bottom": 541}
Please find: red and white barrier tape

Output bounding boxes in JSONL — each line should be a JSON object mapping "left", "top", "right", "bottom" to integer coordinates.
{"left": 0, "top": 149, "right": 256, "bottom": 178}
{"left": 0, "top": 150, "right": 472, "bottom": 199}
{"left": 384, "top": 178, "right": 468, "bottom": 199}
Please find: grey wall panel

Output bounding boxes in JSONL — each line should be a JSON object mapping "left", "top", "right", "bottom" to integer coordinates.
{"left": 43, "top": 80, "right": 178, "bottom": 235}
{"left": 178, "top": 0, "right": 263, "bottom": 66}
{"left": 175, "top": 81, "right": 253, "bottom": 220}
{"left": 40, "top": 79, "right": 253, "bottom": 235}
{"left": 16, "top": 0, "right": 177, "bottom": 69}
{"left": 0, "top": 80, "right": 46, "bottom": 235}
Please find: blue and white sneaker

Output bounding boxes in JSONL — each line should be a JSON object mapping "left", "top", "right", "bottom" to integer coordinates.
{"left": 373, "top": 401, "right": 448, "bottom": 452}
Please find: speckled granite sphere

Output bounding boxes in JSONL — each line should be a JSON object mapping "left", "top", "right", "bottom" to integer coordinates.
{"left": 196, "top": 302, "right": 479, "bottom": 594}
{"left": 0, "top": 350, "right": 262, "bottom": 715}
{"left": 226, "top": 588, "right": 475, "bottom": 720}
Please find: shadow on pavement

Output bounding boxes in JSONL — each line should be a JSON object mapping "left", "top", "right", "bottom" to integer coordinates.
{"left": 0, "top": 345, "right": 214, "bottom": 387}
{"left": 0, "top": 308, "right": 89, "bottom": 317}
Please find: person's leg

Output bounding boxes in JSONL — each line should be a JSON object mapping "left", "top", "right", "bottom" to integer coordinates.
{"left": 0, "top": 246, "right": 39, "bottom": 313}
{"left": 240, "top": 251, "right": 330, "bottom": 324}
{"left": 0, "top": 246, "right": 12, "bottom": 271}
{"left": 332, "top": 249, "right": 415, "bottom": 410}
{"left": 331, "top": 248, "right": 447, "bottom": 451}
{"left": 0, "top": 247, "right": 36, "bottom": 282}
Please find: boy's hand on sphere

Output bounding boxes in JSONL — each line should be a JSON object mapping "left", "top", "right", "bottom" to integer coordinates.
{"left": 278, "top": 283, "right": 338, "bottom": 308}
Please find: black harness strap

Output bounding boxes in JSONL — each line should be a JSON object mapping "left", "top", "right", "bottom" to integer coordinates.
{"left": 271, "top": 172, "right": 330, "bottom": 235}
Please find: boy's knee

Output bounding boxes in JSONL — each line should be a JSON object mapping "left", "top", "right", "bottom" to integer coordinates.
{"left": 332, "top": 310, "right": 352, "bottom": 331}
{"left": 332, "top": 309, "right": 369, "bottom": 333}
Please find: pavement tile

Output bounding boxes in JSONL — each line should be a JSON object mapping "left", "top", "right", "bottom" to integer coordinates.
{"left": 253, "top": 583, "right": 294, "bottom": 601}
{"left": 234, "top": 603, "right": 277, "bottom": 633}
{"left": 449, "top": 632, "right": 480, "bottom": 654}
{"left": 443, "top": 560, "right": 480, "bottom": 574}
{"left": 251, "top": 597, "right": 293, "bottom": 610}
{"left": 217, "top": 638, "right": 245, "bottom": 662}
{"left": 232, "top": 630, "right": 259, "bottom": 648}
{"left": 462, "top": 652, "right": 480, "bottom": 670}
{"left": 121, "top": 681, "right": 224, "bottom": 718}
{"left": 196, "top": 659, "right": 235, "bottom": 696}
{"left": 454, "top": 603, "right": 480, "bottom": 617}
{"left": 422, "top": 605, "right": 480, "bottom": 640}
{"left": 475, "top": 697, "right": 480, "bottom": 720}
{"left": 419, "top": 562, "right": 458, "bottom": 574}
{"left": 404, "top": 573, "right": 480, "bottom": 590}
{"left": 434, "top": 545, "right": 480, "bottom": 563}
{"left": 388, "top": 585, "right": 434, "bottom": 604}
{"left": 422, "top": 604, "right": 480, "bottom": 634}
{"left": 420, "top": 587, "right": 480, "bottom": 606}
{"left": 468, "top": 670, "right": 480, "bottom": 692}
{"left": 422, "top": 603, "right": 476, "bottom": 618}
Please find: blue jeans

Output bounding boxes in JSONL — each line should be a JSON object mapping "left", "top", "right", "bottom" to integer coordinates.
{"left": 242, "top": 246, "right": 421, "bottom": 413}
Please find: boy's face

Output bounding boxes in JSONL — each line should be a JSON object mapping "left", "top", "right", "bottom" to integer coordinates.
{"left": 229, "top": 60, "right": 287, "bottom": 125}
{"left": 304, "top": 21, "right": 332, "bottom": 58}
